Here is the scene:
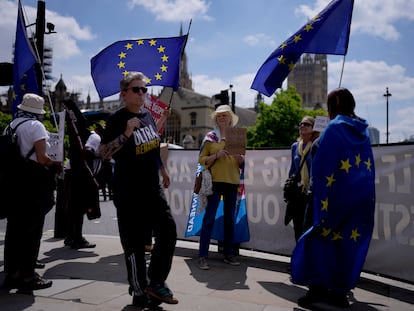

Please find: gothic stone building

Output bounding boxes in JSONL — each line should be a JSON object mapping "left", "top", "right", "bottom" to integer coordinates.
{"left": 287, "top": 53, "right": 327, "bottom": 110}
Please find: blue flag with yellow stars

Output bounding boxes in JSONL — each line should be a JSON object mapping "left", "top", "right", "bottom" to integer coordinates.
{"left": 12, "top": 0, "right": 39, "bottom": 115}
{"left": 291, "top": 115, "right": 376, "bottom": 292}
{"left": 91, "top": 35, "right": 188, "bottom": 99}
{"left": 251, "top": 0, "right": 354, "bottom": 96}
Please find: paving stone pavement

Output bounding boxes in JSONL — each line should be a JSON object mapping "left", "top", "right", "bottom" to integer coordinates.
{"left": 0, "top": 231, "right": 413, "bottom": 310}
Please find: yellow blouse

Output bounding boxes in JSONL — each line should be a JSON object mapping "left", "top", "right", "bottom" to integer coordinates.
{"left": 199, "top": 140, "right": 240, "bottom": 185}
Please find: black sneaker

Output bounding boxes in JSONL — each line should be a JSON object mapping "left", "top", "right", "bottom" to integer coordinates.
{"left": 131, "top": 294, "right": 162, "bottom": 309}
{"left": 132, "top": 294, "right": 148, "bottom": 308}
{"left": 71, "top": 238, "right": 96, "bottom": 249}
{"left": 297, "top": 286, "right": 329, "bottom": 309}
{"left": 145, "top": 283, "right": 179, "bottom": 304}
{"left": 35, "top": 260, "right": 45, "bottom": 269}
{"left": 17, "top": 273, "right": 53, "bottom": 291}
{"left": 63, "top": 238, "right": 73, "bottom": 247}
{"left": 328, "top": 290, "right": 350, "bottom": 308}
{"left": 223, "top": 256, "right": 240, "bottom": 266}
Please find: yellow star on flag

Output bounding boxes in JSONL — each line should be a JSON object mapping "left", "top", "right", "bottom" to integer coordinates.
{"left": 304, "top": 24, "right": 313, "bottom": 32}
{"left": 350, "top": 229, "right": 361, "bottom": 242}
{"left": 155, "top": 73, "right": 162, "bottom": 80}
{"left": 279, "top": 42, "right": 287, "bottom": 50}
{"left": 293, "top": 35, "right": 302, "bottom": 43}
{"left": 277, "top": 55, "right": 286, "bottom": 64}
{"left": 322, "top": 227, "right": 331, "bottom": 237}
{"left": 355, "top": 154, "right": 361, "bottom": 168}
{"left": 364, "top": 158, "right": 372, "bottom": 171}
{"left": 326, "top": 174, "right": 336, "bottom": 187}
{"left": 332, "top": 231, "right": 343, "bottom": 241}
{"left": 321, "top": 198, "right": 328, "bottom": 211}
{"left": 340, "top": 159, "right": 352, "bottom": 173}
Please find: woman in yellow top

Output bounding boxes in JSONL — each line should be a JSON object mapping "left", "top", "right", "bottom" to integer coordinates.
{"left": 197, "top": 105, "right": 245, "bottom": 270}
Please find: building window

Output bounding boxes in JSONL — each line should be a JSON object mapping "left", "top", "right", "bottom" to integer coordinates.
{"left": 190, "top": 112, "right": 197, "bottom": 126}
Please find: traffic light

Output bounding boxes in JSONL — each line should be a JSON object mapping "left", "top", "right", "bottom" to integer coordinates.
{"left": 213, "top": 90, "right": 229, "bottom": 107}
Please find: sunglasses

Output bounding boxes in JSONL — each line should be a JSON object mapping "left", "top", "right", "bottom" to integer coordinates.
{"left": 299, "top": 122, "right": 313, "bottom": 127}
{"left": 126, "top": 86, "right": 148, "bottom": 94}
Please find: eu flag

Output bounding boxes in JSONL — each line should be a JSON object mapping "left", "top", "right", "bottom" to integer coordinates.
{"left": 12, "top": 0, "right": 39, "bottom": 115}
{"left": 291, "top": 115, "right": 376, "bottom": 291}
{"left": 91, "top": 35, "right": 188, "bottom": 99}
{"left": 251, "top": 0, "right": 354, "bottom": 96}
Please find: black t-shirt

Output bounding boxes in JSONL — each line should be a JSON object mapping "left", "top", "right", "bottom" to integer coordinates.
{"left": 101, "top": 107, "right": 162, "bottom": 188}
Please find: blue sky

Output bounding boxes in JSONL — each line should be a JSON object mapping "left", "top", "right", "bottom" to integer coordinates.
{"left": 1, "top": 0, "right": 413, "bottom": 143}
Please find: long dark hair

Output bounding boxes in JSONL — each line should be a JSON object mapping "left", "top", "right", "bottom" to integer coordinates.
{"left": 327, "top": 87, "right": 356, "bottom": 119}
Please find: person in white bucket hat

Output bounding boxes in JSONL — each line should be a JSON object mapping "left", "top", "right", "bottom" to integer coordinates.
{"left": 197, "top": 104, "right": 245, "bottom": 270}
{"left": 2, "top": 93, "right": 62, "bottom": 291}
{"left": 211, "top": 104, "right": 239, "bottom": 127}
{"left": 17, "top": 93, "right": 46, "bottom": 115}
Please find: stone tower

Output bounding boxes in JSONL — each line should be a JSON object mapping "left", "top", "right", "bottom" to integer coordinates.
{"left": 179, "top": 24, "right": 193, "bottom": 91}
{"left": 287, "top": 54, "right": 327, "bottom": 110}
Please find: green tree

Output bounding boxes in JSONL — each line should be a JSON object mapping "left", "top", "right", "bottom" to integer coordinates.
{"left": 247, "top": 86, "right": 327, "bottom": 148}
{"left": 0, "top": 111, "right": 12, "bottom": 133}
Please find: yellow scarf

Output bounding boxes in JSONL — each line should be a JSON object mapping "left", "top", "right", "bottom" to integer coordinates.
{"left": 298, "top": 140, "right": 311, "bottom": 193}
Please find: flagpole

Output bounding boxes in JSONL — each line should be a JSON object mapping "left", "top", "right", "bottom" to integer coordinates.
{"left": 168, "top": 19, "right": 192, "bottom": 109}
{"left": 338, "top": 54, "right": 346, "bottom": 88}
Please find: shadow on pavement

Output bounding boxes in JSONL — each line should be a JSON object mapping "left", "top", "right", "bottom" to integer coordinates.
{"left": 357, "top": 276, "right": 414, "bottom": 305}
{"left": 42, "top": 253, "right": 126, "bottom": 284}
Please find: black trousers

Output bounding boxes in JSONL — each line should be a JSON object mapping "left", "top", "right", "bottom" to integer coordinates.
{"left": 64, "top": 169, "right": 100, "bottom": 242}
{"left": 4, "top": 161, "right": 55, "bottom": 278}
{"left": 114, "top": 183, "right": 177, "bottom": 297}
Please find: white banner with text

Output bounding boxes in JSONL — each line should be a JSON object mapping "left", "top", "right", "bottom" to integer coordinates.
{"left": 164, "top": 144, "right": 414, "bottom": 283}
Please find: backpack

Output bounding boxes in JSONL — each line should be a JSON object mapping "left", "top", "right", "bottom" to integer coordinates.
{"left": 0, "top": 119, "right": 33, "bottom": 219}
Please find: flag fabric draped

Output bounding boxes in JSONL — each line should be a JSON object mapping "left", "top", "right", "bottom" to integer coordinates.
{"left": 63, "top": 99, "right": 101, "bottom": 220}
{"left": 251, "top": 0, "right": 354, "bottom": 97}
{"left": 12, "top": 0, "right": 39, "bottom": 115}
{"left": 91, "top": 35, "right": 188, "bottom": 99}
{"left": 291, "top": 115, "right": 376, "bottom": 291}
{"left": 185, "top": 164, "right": 250, "bottom": 243}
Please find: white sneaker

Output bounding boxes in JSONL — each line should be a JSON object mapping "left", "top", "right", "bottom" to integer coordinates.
{"left": 198, "top": 257, "right": 210, "bottom": 270}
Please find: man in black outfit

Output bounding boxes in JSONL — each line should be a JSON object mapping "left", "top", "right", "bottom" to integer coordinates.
{"left": 99, "top": 72, "right": 178, "bottom": 308}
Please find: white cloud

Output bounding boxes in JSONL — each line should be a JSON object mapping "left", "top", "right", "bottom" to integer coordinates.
{"left": 243, "top": 33, "right": 277, "bottom": 48}
{"left": 128, "top": 0, "right": 211, "bottom": 21}
{"left": 45, "top": 11, "right": 95, "bottom": 59}
{"left": 192, "top": 73, "right": 267, "bottom": 109}
{"left": 329, "top": 59, "right": 414, "bottom": 142}
{"left": 329, "top": 60, "right": 414, "bottom": 105}
{"left": 191, "top": 58, "right": 414, "bottom": 142}
{"left": 0, "top": 0, "right": 95, "bottom": 62}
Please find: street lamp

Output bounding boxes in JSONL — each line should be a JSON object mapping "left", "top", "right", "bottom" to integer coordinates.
{"left": 383, "top": 87, "right": 392, "bottom": 144}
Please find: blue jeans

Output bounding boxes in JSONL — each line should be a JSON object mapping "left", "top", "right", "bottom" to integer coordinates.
{"left": 199, "top": 182, "right": 238, "bottom": 258}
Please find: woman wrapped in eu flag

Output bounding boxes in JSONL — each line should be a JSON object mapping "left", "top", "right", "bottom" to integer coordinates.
{"left": 291, "top": 88, "right": 376, "bottom": 309}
